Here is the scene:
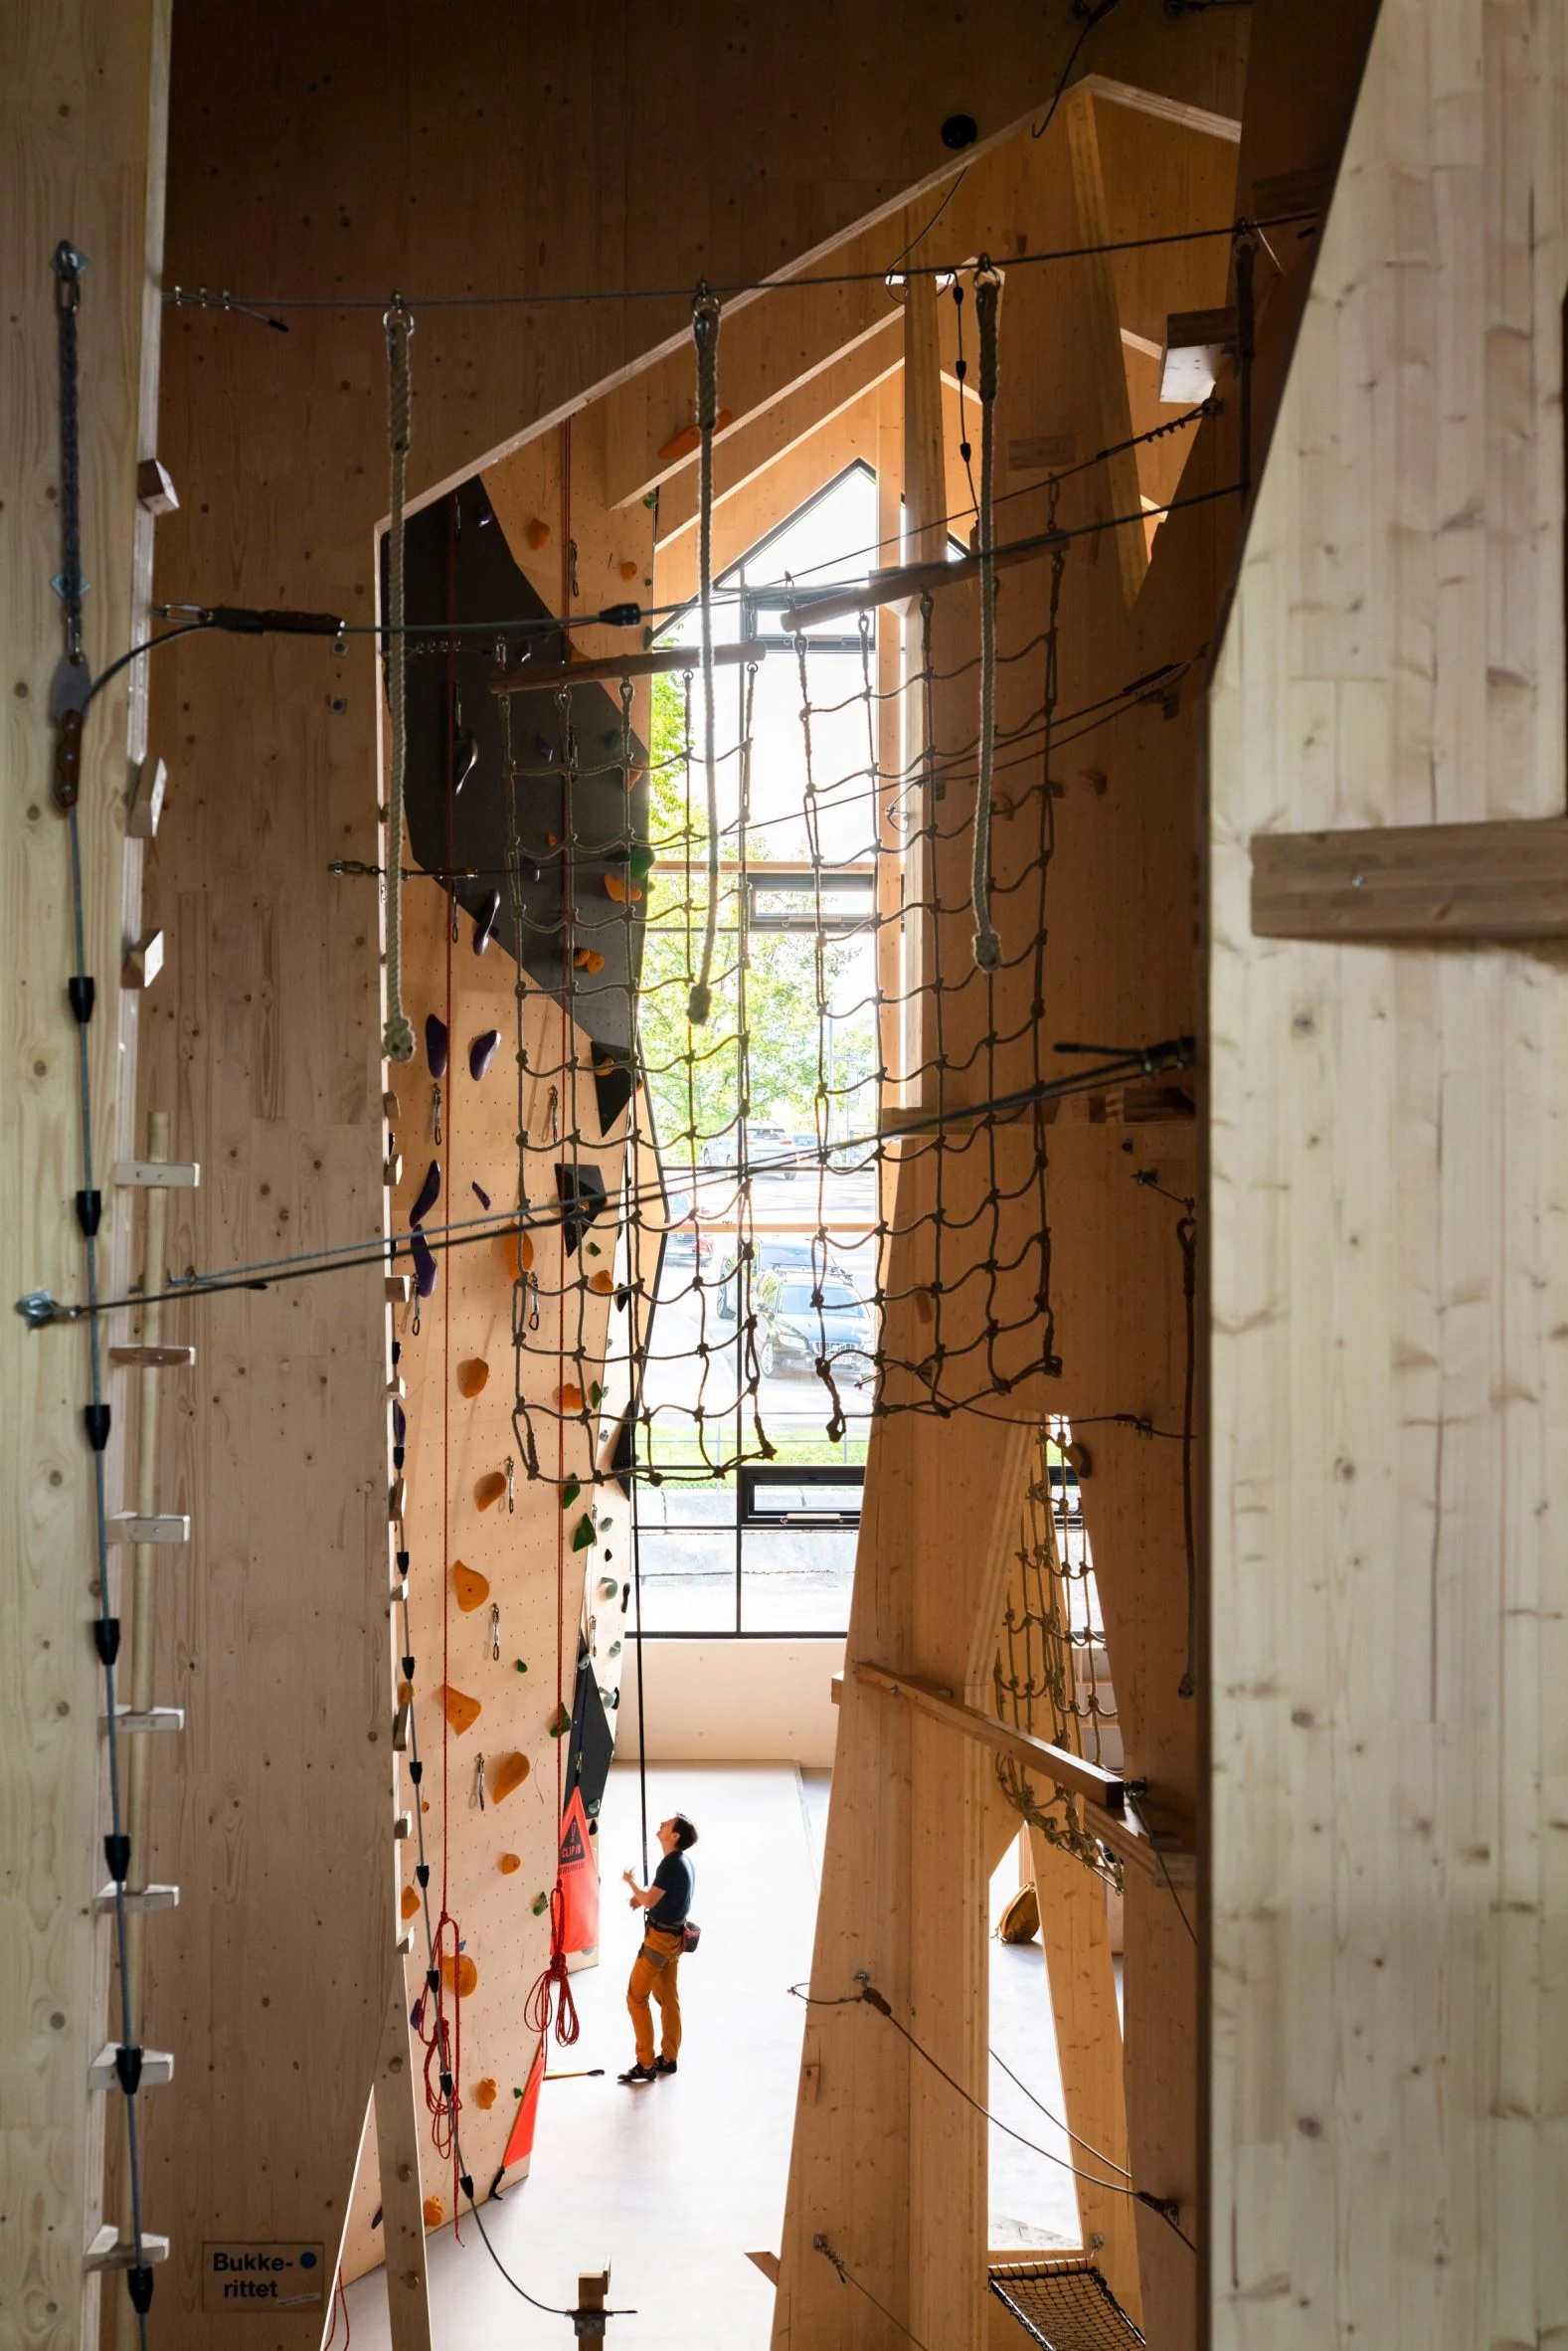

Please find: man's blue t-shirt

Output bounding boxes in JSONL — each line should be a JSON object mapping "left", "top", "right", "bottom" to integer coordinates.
{"left": 648, "top": 1851, "right": 694, "bottom": 1929}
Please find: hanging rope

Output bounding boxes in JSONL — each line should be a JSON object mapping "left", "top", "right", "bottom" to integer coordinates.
{"left": 687, "top": 282, "right": 722, "bottom": 1024}
{"left": 382, "top": 298, "right": 417, "bottom": 1061}
{"left": 970, "top": 262, "right": 1003, "bottom": 973}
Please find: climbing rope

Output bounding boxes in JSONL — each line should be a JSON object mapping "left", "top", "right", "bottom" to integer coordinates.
{"left": 970, "top": 262, "right": 1003, "bottom": 973}
{"left": 382, "top": 299, "right": 416, "bottom": 1061}
{"left": 687, "top": 283, "right": 722, "bottom": 1024}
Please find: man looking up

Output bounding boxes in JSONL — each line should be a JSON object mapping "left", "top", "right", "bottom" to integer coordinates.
{"left": 617, "top": 1813, "right": 698, "bottom": 2083}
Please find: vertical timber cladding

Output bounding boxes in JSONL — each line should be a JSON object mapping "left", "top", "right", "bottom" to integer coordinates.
{"left": 1207, "top": 1, "right": 1568, "bottom": 2346}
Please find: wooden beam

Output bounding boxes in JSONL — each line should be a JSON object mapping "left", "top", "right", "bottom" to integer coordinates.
{"left": 779, "top": 527, "right": 1063, "bottom": 633}
{"left": 1062, "top": 88, "right": 1148, "bottom": 608}
{"left": 1250, "top": 816, "right": 1568, "bottom": 940}
{"left": 853, "top": 1662, "right": 1125, "bottom": 1813}
{"left": 488, "top": 638, "right": 768, "bottom": 695}
{"left": 372, "top": 1956, "right": 433, "bottom": 2351}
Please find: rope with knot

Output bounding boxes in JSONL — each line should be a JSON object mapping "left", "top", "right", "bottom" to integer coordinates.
{"left": 382, "top": 298, "right": 417, "bottom": 1061}
{"left": 687, "top": 282, "right": 723, "bottom": 1024}
{"left": 970, "top": 262, "right": 1003, "bottom": 974}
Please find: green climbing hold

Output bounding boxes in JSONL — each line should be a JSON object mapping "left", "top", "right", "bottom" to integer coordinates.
{"left": 586, "top": 1241, "right": 602, "bottom": 1257}
{"left": 562, "top": 1477, "right": 582, "bottom": 1509}
{"left": 513, "top": 1658, "right": 528, "bottom": 1675}
{"left": 547, "top": 1704, "right": 572, "bottom": 1737}
{"left": 597, "top": 1576, "right": 618, "bottom": 1601}
{"left": 628, "top": 843, "right": 655, "bottom": 883}
{"left": 531, "top": 1894, "right": 548, "bottom": 1916}
{"left": 571, "top": 1513, "right": 596, "bottom": 1552}
{"left": 589, "top": 1380, "right": 604, "bottom": 1407}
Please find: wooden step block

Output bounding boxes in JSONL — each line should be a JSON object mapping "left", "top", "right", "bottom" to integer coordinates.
{"left": 113, "top": 1160, "right": 200, "bottom": 1189}
{"left": 125, "top": 754, "right": 167, "bottom": 841}
{"left": 386, "top": 1274, "right": 411, "bottom": 1304}
{"left": 89, "top": 2043, "right": 174, "bottom": 2091}
{"left": 96, "top": 1884, "right": 179, "bottom": 1914}
{"left": 101, "top": 1707, "right": 184, "bottom": 1734}
{"left": 393, "top": 1812, "right": 414, "bottom": 1841}
{"left": 86, "top": 2224, "right": 170, "bottom": 2272}
{"left": 120, "top": 928, "right": 164, "bottom": 990}
{"left": 136, "top": 456, "right": 179, "bottom": 515}
{"left": 108, "top": 1344, "right": 195, "bottom": 1369}
{"left": 105, "top": 1514, "right": 189, "bottom": 1544}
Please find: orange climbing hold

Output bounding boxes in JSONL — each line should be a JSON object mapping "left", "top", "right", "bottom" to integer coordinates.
{"left": 525, "top": 517, "right": 551, "bottom": 550}
{"left": 603, "top": 873, "right": 642, "bottom": 905}
{"left": 589, "top": 1269, "right": 613, "bottom": 1294}
{"left": 456, "top": 1356, "right": 489, "bottom": 1398}
{"left": 500, "top": 1225, "right": 535, "bottom": 1282}
{"left": 474, "top": 2078, "right": 498, "bottom": 2111}
{"left": 423, "top": 2196, "right": 444, "bottom": 2231}
{"left": 440, "top": 1951, "right": 479, "bottom": 1998}
{"left": 498, "top": 1851, "right": 522, "bottom": 1875}
{"left": 489, "top": 1750, "right": 530, "bottom": 1804}
{"left": 401, "top": 1884, "right": 421, "bottom": 1920}
{"left": 618, "top": 559, "right": 638, "bottom": 582}
{"left": 574, "top": 947, "right": 606, "bottom": 973}
{"left": 474, "top": 1471, "right": 507, "bottom": 1511}
{"left": 436, "top": 1683, "right": 482, "bottom": 1735}
{"left": 557, "top": 1381, "right": 584, "bottom": 1412}
{"left": 451, "top": 1560, "right": 491, "bottom": 1613}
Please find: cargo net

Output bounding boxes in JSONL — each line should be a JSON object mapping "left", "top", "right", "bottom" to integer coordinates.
{"left": 988, "top": 2258, "right": 1145, "bottom": 2350}
{"left": 994, "top": 1425, "right": 1123, "bottom": 1890}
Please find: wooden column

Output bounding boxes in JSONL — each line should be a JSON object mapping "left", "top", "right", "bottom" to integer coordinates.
{"left": 0, "top": 6, "right": 170, "bottom": 2345}
{"left": 371, "top": 1955, "right": 432, "bottom": 2351}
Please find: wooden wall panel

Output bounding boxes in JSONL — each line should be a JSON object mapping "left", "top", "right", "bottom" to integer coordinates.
{"left": 0, "top": 9, "right": 169, "bottom": 2346}
{"left": 1207, "top": 1, "right": 1568, "bottom": 2344}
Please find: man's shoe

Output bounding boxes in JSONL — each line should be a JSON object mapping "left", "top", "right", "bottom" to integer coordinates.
{"left": 617, "top": 2061, "right": 656, "bottom": 2083}
{"left": 653, "top": 2057, "right": 678, "bottom": 2076}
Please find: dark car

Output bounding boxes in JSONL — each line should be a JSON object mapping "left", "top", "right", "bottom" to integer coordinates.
{"left": 715, "top": 1236, "right": 853, "bottom": 1322}
{"left": 755, "top": 1271, "right": 875, "bottom": 1382}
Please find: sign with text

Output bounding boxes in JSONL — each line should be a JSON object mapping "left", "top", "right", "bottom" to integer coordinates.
{"left": 202, "top": 2243, "right": 326, "bottom": 2313}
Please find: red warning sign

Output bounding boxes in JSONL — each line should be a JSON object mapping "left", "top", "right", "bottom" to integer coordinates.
{"left": 501, "top": 2034, "right": 546, "bottom": 2175}
{"left": 557, "top": 1786, "right": 599, "bottom": 1956}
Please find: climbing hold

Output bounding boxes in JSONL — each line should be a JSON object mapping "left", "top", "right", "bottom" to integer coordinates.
{"left": 532, "top": 1893, "right": 548, "bottom": 1916}
{"left": 424, "top": 2197, "right": 444, "bottom": 2231}
{"left": 439, "top": 1952, "right": 479, "bottom": 1998}
{"left": 401, "top": 1884, "right": 421, "bottom": 1920}
{"left": 393, "top": 1401, "right": 407, "bottom": 1446}
{"left": 456, "top": 1357, "right": 489, "bottom": 1400}
{"left": 472, "top": 890, "right": 501, "bottom": 956}
{"left": 597, "top": 1576, "right": 617, "bottom": 1601}
{"left": 603, "top": 872, "right": 642, "bottom": 905}
{"left": 589, "top": 1269, "right": 613, "bottom": 1294}
{"left": 573, "top": 948, "right": 607, "bottom": 973}
{"left": 619, "top": 559, "right": 638, "bottom": 583}
{"left": 451, "top": 1560, "right": 490, "bottom": 1612}
{"left": 472, "top": 1181, "right": 491, "bottom": 1210}
{"left": 498, "top": 1851, "right": 522, "bottom": 1875}
{"left": 452, "top": 733, "right": 478, "bottom": 796}
{"left": 469, "top": 1029, "right": 500, "bottom": 1082}
{"left": 586, "top": 1241, "right": 602, "bottom": 1257}
{"left": 474, "top": 2078, "right": 498, "bottom": 2111}
{"left": 547, "top": 1704, "right": 571, "bottom": 1737}
{"left": 562, "top": 1477, "right": 582, "bottom": 1508}
{"left": 412, "top": 1228, "right": 438, "bottom": 1299}
{"left": 513, "top": 1658, "right": 528, "bottom": 1675}
{"left": 571, "top": 1515, "right": 596, "bottom": 1552}
{"left": 437, "top": 1683, "right": 482, "bottom": 1735}
{"left": 557, "top": 1381, "right": 584, "bottom": 1413}
{"left": 628, "top": 842, "right": 655, "bottom": 883}
{"left": 608, "top": 1639, "right": 622, "bottom": 1660}
{"left": 490, "top": 1750, "right": 530, "bottom": 1803}
{"left": 426, "top": 1015, "right": 448, "bottom": 1079}
{"left": 501, "top": 1226, "right": 534, "bottom": 1281}
{"left": 525, "top": 517, "right": 551, "bottom": 550}
{"left": 409, "top": 1160, "right": 441, "bottom": 1228}
{"left": 474, "top": 1470, "right": 507, "bottom": 1512}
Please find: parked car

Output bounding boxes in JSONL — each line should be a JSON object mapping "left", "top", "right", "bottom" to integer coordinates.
{"left": 715, "top": 1236, "right": 853, "bottom": 1322}
{"left": 698, "top": 1124, "right": 797, "bottom": 1178}
{"left": 658, "top": 1189, "right": 713, "bottom": 1268}
{"left": 755, "top": 1270, "right": 876, "bottom": 1383}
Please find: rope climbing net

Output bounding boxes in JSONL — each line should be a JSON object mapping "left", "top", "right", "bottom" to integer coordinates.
{"left": 988, "top": 2257, "right": 1146, "bottom": 2350}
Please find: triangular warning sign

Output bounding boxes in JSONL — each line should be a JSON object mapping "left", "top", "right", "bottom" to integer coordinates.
{"left": 557, "top": 1786, "right": 599, "bottom": 1955}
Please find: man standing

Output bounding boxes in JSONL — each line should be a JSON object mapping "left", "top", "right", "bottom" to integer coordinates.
{"left": 617, "top": 1813, "right": 698, "bottom": 2084}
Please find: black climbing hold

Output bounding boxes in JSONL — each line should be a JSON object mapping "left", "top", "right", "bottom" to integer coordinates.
{"left": 458, "top": 2172, "right": 474, "bottom": 2201}
{"left": 469, "top": 1029, "right": 500, "bottom": 1082}
{"left": 393, "top": 1445, "right": 406, "bottom": 1471}
{"left": 941, "top": 111, "right": 978, "bottom": 149}
{"left": 488, "top": 2166, "right": 508, "bottom": 2202}
{"left": 127, "top": 2268, "right": 155, "bottom": 2316}
{"left": 93, "top": 1617, "right": 121, "bottom": 1667}
{"left": 416, "top": 1862, "right": 430, "bottom": 1888}
{"left": 68, "top": 975, "right": 95, "bottom": 1025}
{"left": 472, "top": 889, "right": 501, "bottom": 956}
{"left": 370, "top": 2206, "right": 384, "bottom": 2232}
{"left": 426, "top": 1014, "right": 448, "bottom": 1079}
{"left": 438, "top": 2072, "right": 454, "bottom": 2098}
{"left": 452, "top": 733, "right": 478, "bottom": 796}
{"left": 403, "top": 1654, "right": 416, "bottom": 1679}
{"left": 409, "top": 1160, "right": 441, "bottom": 1228}
{"left": 83, "top": 1402, "right": 110, "bottom": 1451}
{"left": 114, "top": 2045, "right": 144, "bottom": 2095}
{"left": 959, "top": 440, "right": 972, "bottom": 463}
{"left": 412, "top": 1228, "right": 438, "bottom": 1300}
{"left": 393, "top": 1403, "right": 407, "bottom": 1446}
{"left": 75, "top": 1188, "right": 101, "bottom": 1237}
{"left": 533, "top": 734, "right": 555, "bottom": 765}
{"left": 471, "top": 1180, "right": 491, "bottom": 1210}
{"left": 409, "top": 1757, "right": 424, "bottom": 1784}
{"left": 391, "top": 1340, "right": 402, "bottom": 1363}
{"left": 103, "top": 1832, "right": 131, "bottom": 1883}
{"left": 396, "top": 1556, "right": 410, "bottom": 1580}
{"left": 426, "top": 1966, "right": 439, "bottom": 1993}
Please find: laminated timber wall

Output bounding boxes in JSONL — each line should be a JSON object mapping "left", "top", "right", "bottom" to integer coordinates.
{"left": 1, "top": 11, "right": 170, "bottom": 2350}
{"left": 130, "top": 14, "right": 1251, "bottom": 2343}
{"left": 1207, "top": 0, "right": 1568, "bottom": 2342}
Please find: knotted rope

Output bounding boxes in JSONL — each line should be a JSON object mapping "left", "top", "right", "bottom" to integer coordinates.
{"left": 382, "top": 298, "right": 417, "bottom": 1061}
{"left": 688, "top": 282, "right": 722, "bottom": 1024}
{"left": 970, "top": 263, "right": 1003, "bottom": 974}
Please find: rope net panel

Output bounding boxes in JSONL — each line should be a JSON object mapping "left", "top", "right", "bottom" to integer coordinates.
{"left": 988, "top": 2257, "right": 1146, "bottom": 2350}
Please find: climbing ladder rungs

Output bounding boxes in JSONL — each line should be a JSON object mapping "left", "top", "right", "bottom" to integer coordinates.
{"left": 113, "top": 1160, "right": 200, "bottom": 1189}
{"left": 101, "top": 1706, "right": 184, "bottom": 1734}
{"left": 106, "top": 1513, "right": 190, "bottom": 1543}
{"left": 108, "top": 1344, "right": 196, "bottom": 1369}
{"left": 86, "top": 2224, "right": 170, "bottom": 2272}
{"left": 386, "top": 1274, "right": 411, "bottom": 1304}
{"left": 96, "top": 1884, "right": 179, "bottom": 1914}
{"left": 393, "top": 1812, "right": 413, "bottom": 1841}
{"left": 89, "top": 2044, "right": 175, "bottom": 2091}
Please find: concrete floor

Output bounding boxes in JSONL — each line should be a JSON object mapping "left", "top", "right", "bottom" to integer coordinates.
{"left": 344, "top": 1761, "right": 1077, "bottom": 2350}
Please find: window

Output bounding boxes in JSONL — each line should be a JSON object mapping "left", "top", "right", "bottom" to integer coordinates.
{"left": 630, "top": 1463, "right": 863, "bottom": 1637}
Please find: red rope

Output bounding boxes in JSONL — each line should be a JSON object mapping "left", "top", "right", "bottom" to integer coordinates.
{"left": 437, "top": 489, "right": 463, "bottom": 2237}
{"left": 523, "top": 1883, "right": 581, "bottom": 2047}
{"left": 324, "top": 2271, "right": 350, "bottom": 2347}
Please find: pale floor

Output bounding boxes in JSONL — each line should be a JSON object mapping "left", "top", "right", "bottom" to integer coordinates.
{"left": 344, "top": 1762, "right": 1077, "bottom": 2351}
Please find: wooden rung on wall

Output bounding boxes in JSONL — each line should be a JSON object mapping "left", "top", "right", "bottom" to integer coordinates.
{"left": 1250, "top": 814, "right": 1568, "bottom": 940}
{"left": 95, "top": 1885, "right": 179, "bottom": 1914}
{"left": 85, "top": 2225, "right": 170, "bottom": 2272}
{"left": 88, "top": 2045, "right": 175, "bottom": 2091}
{"left": 108, "top": 1344, "right": 196, "bottom": 1368}
{"left": 113, "top": 1160, "right": 200, "bottom": 1188}
{"left": 105, "top": 1514, "right": 190, "bottom": 1543}
{"left": 101, "top": 1707, "right": 184, "bottom": 1734}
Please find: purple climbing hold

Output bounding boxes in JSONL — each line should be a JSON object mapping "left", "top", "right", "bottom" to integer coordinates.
{"left": 533, "top": 734, "right": 555, "bottom": 765}
{"left": 393, "top": 1401, "right": 407, "bottom": 1446}
{"left": 472, "top": 890, "right": 501, "bottom": 957}
{"left": 412, "top": 1228, "right": 438, "bottom": 1300}
{"left": 409, "top": 1159, "right": 441, "bottom": 1228}
{"left": 426, "top": 1014, "right": 448, "bottom": 1079}
{"left": 469, "top": 1029, "right": 500, "bottom": 1082}
{"left": 472, "top": 1181, "right": 492, "bottom": 1210}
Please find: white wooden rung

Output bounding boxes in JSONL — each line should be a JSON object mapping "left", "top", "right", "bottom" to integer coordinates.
{"left": 108, "top": 1344, "right": 196, "bottom": 1369}
{"left": 386, "top": 1274, "right": 411, "bottom": 1304}
{"left": 113, "top": 1160, "right": 200, "bottom": 1189}
{"left": 393, "top": 1812, "right": 413, "bottom": 1841}
{"left": 396, "top": 1930, "right": 414, "bottom": 1956}
{"left": 89, "top": 2043, "right": 174, "bottom": 2091}
{"left": 96, "top": 1884, "right": 179, "bottom": 1914}
{"left": 86, "top": 2224, "right": 171, "bottom": 2271}
{"left": 105, "top": 1513, "right": 190, "bottom": 1543}
{"left": 102, "top": 1706, "right": 184, "bottom": 1734}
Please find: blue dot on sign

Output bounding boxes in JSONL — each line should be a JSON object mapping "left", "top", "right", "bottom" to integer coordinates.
{"left": 299, "top": 2252, "right": 317, "bottom": 2269}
